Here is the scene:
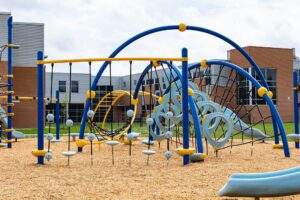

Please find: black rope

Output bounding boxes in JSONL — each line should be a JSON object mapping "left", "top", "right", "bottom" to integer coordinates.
{"left": 167, "top": 63, "right": 172, "bottom": 151}
{"left": 129, "top": 60, "right": 132, "bottom": 166}
{"left": 109, "top": 62, "right": 113, "bottom": 138}
{"left": 193, "top": 64, "right": 275, "bottom": 155}
{"left": 154, "top": 66, "right": 163, "bottom": 95}
{"left": 50, "top": 63, "right": 54, "bottom": 104}
{"left": 108, "top": 61, "right": 115, "bottom": 165}
{"left": 89, "top": 61, "right": 92, "bottom": 109}
{"left": 148, "top": 62, "right": 153, "bottom": 150}
{"left": 141, "top": 75, "right": 146, "bottom": 119}
{"left": 68, "top": 63, "right": 72, "bottom": 153}
{"left": 48, "top": 63, "right": 54, "bottom": 134}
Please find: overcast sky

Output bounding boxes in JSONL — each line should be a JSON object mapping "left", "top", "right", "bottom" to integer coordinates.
{"left": 1, "top": 0, "right": 300, "bottom": 76}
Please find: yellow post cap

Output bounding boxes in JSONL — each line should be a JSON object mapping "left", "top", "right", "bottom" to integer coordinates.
{"left": 257, "top": 87, "right": 268, "bottom": 97}
{"left": 86, "top": 90, "right": 96, "bottom": 99}
{"left": 131, "top": 98, "right": 138, "bottom": 105}
{"left": 188, "top": 88, "right": 194, "bottom": 96}
{"left": 178, "top": 23, "right": 187, "bottom": 32}
{"left": 152, "top": 60, "right": 161, "bottom": 67}
{"left": 273, "top": 144, "right": 283, "bottom": 149}
{"left": 76, "top": 139, "right": 88, "bottom": 148}
{"left": 267, "top": 91, "right": 273, "bottom": 99}
{"left": 158, "top": 96, "right": 164, "bottom": 105}
{"left": 199, "top": 153, "right": 206, "bottom": 160}
{"left": 201, "top": 59, "right": 208, "bottom": 68}
{"left": 32, "top": 149, "right": 47, "bottom": 157}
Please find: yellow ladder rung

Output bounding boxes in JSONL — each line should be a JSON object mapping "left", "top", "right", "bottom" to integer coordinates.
{"left": 4, "top": 129, "right": 14, "bottom": 133}
{"left": 5, "top": 113, "right": 15, "bottom": 117}
{"left": 4, "top": 74, "right": 14, "bottom": 78}
{"left": 5, "top": 91, "right": 15, "bottom": 94}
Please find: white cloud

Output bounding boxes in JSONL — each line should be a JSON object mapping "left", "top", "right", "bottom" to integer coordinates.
{"left": 1, "top": 0, "right": 300, "bottom": 75}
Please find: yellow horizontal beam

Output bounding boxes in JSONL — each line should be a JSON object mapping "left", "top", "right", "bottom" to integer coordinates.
{"left": 0, "top": 96, "right": 58, "bottom": 101}
{"left": 36, "top": 57, "right": 188, "bottom": 65}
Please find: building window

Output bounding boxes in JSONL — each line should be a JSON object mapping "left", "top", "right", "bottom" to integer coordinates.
{"left": 146, "top": 79, "right": 154, "bottom": 85}
{"left": 293, "top": 57, "right": 300, "bottom": 83}
{"left": 123, "top": 82, "right": 126, "bottom": 87}
{"left": 134, "top": 80, "right": 137, "bottom": 85}
{"left": 58, "top": 81, "right": 66, "bottom": 93}
{"left": 163, "top": 84, "right": 166, "bottom": 89}
{"left": 252, "top": 68, "right": 276, "bottom": 104}
{"left": 193, "top": 70, "right": 205, "bottom": 79}
{"left": 155, "top": 84, "right": 159, "bottom": 91}
{"left": 236, "top": 68, "right": 250, "bottom": 105}
{"left": 71, "top": 81, "right": 79, "bottom": 93}
{"left": 237, "top": 68, "right": 276, "bottom": 105}
{"left": 162, "top": 77, "right": 164, "bottom": 82}
{"left": 93, "top": 85, "right": 113, "bottom": 109}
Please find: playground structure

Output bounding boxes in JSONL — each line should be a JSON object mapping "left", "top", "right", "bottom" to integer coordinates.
{"left": 34, "top": 24, "right": 293, "bottom": 164}
{"left": 0, "top": 16, "right": 58, "bottom": 147}
{"left": 286, "top": 71, "right": 300, "bottom": 145}
{"left": 2, "top": 15, "right": 300, "bottom": 198}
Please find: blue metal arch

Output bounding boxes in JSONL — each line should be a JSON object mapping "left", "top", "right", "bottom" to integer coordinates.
{"left": 133, "top": 61, "right": 204, "bottom": 154}
{"left": 180, "top": 60, "right": 289, "bottom": 157}
{"left": 79, "top": 24, "right": 269, "bottom": 151}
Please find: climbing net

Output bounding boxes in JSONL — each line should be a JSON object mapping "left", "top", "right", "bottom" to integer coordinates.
{"left": 145, "top": 61, "right": 279, "bottom": 158}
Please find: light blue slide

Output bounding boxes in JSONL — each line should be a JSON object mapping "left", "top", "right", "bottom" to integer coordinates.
{"left": 0, "top": 107, "right": 25, "bottom": 139}
{"left": 222, "top": 107, "right": 267, "bottom": 139}
{"left": 219, "top": 167, "right": 300, "bottom": 197}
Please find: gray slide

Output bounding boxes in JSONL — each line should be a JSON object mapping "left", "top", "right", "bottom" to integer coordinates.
{"left": 0, "top": 107, "right": 25, "bottom": 139}
{"left": 222, "top": 107, "right": 267, "bottom": 139}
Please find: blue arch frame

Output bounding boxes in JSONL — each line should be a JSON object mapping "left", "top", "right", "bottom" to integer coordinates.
{"left": 162, "top": 61, "right": 290, "bottom": 157}
{"left": 79, "top": 24, "right": 271, "bottom": 152}
{"left": 132, "top": 61, "right": 204, "bottom": 158}
{"left": 187, "top": 60, "right": 289, "bottom": 157}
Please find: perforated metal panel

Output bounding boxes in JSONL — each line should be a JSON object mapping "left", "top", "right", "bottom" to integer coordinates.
{"left": 0, "top": 12, "right": 10, "bottom": 61}
{"left": 13, "top": 22, "right": 44, "bottom": 67}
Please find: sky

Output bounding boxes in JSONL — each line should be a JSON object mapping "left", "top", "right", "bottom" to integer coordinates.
{"left": 1, "top": 0, "right": 300, "bottom": 76}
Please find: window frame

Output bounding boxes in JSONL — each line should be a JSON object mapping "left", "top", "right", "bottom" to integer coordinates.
{"left": 236, "top": 67, "right": 277, "bottom": 105}
{"left": 58, "top": 80, "right": 66, "bottom": 93}
{"left": 71, "top": 80, "right": 79, "bottom": 93}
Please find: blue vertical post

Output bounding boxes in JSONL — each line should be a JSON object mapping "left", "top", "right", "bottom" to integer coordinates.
{"left": 7, "top": 16, "right": 13, "bottom": 148}
{"left": 293, "top": 72, "right": 299, "bottom": 148}
{"left": 78, "top": 99, "right": 90, "bottom": 152}
{"left": 150, "top": 122, "right": 155, "bottom": 141}
{"left": 37, "top": 51, "right": 45, "bottom": 164}
{"left": 181, "top": 48, "right": 189, "bottom": 165}
{"left": 55, "top": 90, "right": 61, "bottom": 142}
